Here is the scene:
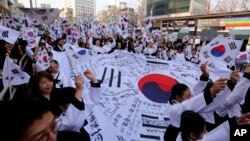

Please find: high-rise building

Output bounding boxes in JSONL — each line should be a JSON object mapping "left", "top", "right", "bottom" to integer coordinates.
{"left": 63, "top": 0, "right": 96, "bottom": 18}
{"left": 144, "top": 0, "right": 209, "bottom": 17}
{"left": 0, "top": 0, "right": 18, "bottom": 15}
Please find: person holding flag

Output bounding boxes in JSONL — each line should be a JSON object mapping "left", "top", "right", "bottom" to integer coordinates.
{"left": 0, "top": 40, "right": 22, "bottom": 70}
{"left": 0, "top": 25, "right": 22, "bottom": 70}
{"left": 88, "top": 36, "right": 106, "bottom": 54}
{"left": 1, "top": 53, "right": 30, "bottom": 100}
{"left": 145, "top": 7, "right": 153, "bottom": 32}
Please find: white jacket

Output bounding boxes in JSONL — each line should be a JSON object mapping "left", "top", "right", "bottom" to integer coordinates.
{"left": 88, "top": 37, "right": 106, "bottom": 54}
{"left": 58, "top": 81, "right": 101, "bottom": 132}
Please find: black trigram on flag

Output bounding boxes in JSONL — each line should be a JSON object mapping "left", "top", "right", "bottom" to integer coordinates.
{"left": 224, "top": 56, "right": 233, "bottom": 63}
{"left": 101, "top": 67, "right": 121, "bottom": 88}
{"left": 5, "top": 76, "right": 14, "bottom": 81}
{"left": 2, "top": 31, "right": 9, "bottom": 38}
{"left": 229, "top": 42, "right": 237, "bottom": 50}
{"left": 42, "top": 16, "right": 48, "bottom": 21}
{"left": 140, "top": 114, "right": 169, "bottom": 140}
{"left": 203, "top": 51, "right": 210, "bottom": 59}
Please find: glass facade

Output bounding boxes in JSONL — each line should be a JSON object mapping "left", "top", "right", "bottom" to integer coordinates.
{"left": 146, "top": 0, "right": 190, "bottom": 16}
{"left": 193, "top": 0, "right": 207, "bottom": 5}
{"left": 167, "top": 0, "right": 190, "bottom": 14}
{"left": 146, "top": 0, "right": 168, "bottom": 16}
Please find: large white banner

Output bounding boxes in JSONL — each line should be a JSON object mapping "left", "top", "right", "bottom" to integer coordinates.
{"left": 73, "top": 51, "right": 201, "bottom": 141}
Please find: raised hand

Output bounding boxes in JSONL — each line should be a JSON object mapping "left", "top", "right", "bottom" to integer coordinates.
{"left": 84, "top": 69, "right": 97, "bottom": 83}
{"left": 210, "top": 78, "right": 228, "bottom": 97}
{"left": 237, "top": 113, "right": 250, "bottom": 125}
{"left": 230, "top": 71, "right": 240, "bottom": 84}
{"left": 200, "top": 63, "right": 209, "bottom": 77}
{"left": 75, "top": 75, "right": 84, "bottom": 90}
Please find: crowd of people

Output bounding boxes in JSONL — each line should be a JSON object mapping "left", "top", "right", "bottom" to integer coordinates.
{"left": 0, "top": 15, "right": 250, "bottom": 141}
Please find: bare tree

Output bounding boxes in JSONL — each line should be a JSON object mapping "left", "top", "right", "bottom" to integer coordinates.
{"left": 240, "top": 0, "right": 250, "bottom": 11}
{"left": 212, "top": 0, "right": 250, "bottom": 13}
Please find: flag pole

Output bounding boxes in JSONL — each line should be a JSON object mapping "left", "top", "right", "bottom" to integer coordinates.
{"left": 248, "top": 51, "right": 250, "bottom": 65}
{"left": 6, "top": 53, "right": 12, "bottom": 99}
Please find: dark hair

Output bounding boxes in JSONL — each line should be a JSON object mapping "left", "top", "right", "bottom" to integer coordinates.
{"left": 56, "top": 38, "right": 64, "bottom": 44}
{"left": 39, "top": 40, "right": 46, "bottom": 46}
{"left": 30, "top": 71, "right": 54, "bottom": 96}
{"left": 0, "top": 39, "right": 10, "bottom": 46}
{"left": 92, "top": 38, "right": 98, "bottom": 45}
{"left": 241, "top": 87, "right": 250, "bottom": 114}
{"left": 0, "top": 97, "right": 51, "bottom": 141}
{"left": 48, "top": 52, "right": 53, "bottom": 57}
{"left": 18, "top": 38, "right": 28, "bottom": 47}
{"left": 180, "top": 110, "right": 205, "bottom": 138}
{"left": 51, "top": 59, "right": 59, "bottom": 66}
{"left": 192, "top": 48, "right": 197, "bottom": 52}
{"left": 169, "top": 83, "right": 189, "bottom": 105}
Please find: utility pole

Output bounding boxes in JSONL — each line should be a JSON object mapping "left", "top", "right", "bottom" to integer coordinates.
{"left": 137, "top": 0, "right": 142, "bottom": 28}
{"left": 115, "top": 0, "right": 117, "bottom": 22}
{"left": 30, "top": 0, "right": 33, "bottom": 8}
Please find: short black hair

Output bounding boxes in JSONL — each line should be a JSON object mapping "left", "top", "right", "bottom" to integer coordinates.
{"left": 30, "top": 71, "right": 54, "bottom": 97}
{"left": 180, "top": 110, "right": 205, "bottom": 138}
{"left": 18, "top": 38, "right": 28, "bottom": 47}
{"left": 39, "top": 40, "right": 46, "bottom": 46}
{"left": 56, "top": 38, "right": 64, "bottom": 44}
{"left": 0, "top": 97, "right": 51, "bottom": 141}
{"left": 51, "top": 59, "right": 59, "bottom": 65}
{"left": 169, "top": 83, "right": 189, "bottom": 105}
{"left": 48, "top": 52, "right": 53, "bottom": 57}
{"left": 241, "top": 87, "right": 250, "bottom": 114}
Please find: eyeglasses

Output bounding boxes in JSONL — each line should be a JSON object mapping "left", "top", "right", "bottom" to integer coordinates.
{"left": 33, "top": 118, "right": 62, "bottom": 141}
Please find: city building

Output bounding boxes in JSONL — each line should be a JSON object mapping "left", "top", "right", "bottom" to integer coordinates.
{"left": 0, "top": 0, "right": 18, "bottom": 15}
{"left": 119, "top": 7, "right": 138, "bottom": 27}
{"left": 144, "top": 0, "right": 209, "bottom": 17}
{"left": 41, "top": 3, "right": 51, "bottom": 8}
{"left": 97, "top": 10, "right": 107, "bottom": 24}
{"left": 97, "top": 2, "right": 138, "bottom": 28}
{"left": 63, "top": 0, "right": 96, "bottom": 19}
{"left": 143, "top": 0, "right": 209, "bottom": 27}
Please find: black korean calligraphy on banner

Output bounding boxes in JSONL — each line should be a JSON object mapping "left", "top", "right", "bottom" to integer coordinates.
{"left": 78, "top": 51, "right": 201, "bottom": 141}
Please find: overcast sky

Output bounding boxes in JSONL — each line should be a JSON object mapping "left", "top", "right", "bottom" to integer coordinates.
{"left": 18, "top": 0, "right": 218, "bottom": 13}
{"left": 18, "top": 0, "right": 139, "bottom": 11}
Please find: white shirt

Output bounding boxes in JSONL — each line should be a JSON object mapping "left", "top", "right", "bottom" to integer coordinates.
{"left": 52, "top": 71, "right": 69, "bottom": 88}
{"left": 143, "top": 45, "right": 157, "bottom": 55}
{"left": 88, "top": 37, "right": 106, "bottom": 54}
{"left": 102, "top": 38, "right": 116, "bottom": 53}
{"left": 134, "top": 44, "right": 143, "bottom": 54}
{"left": 174, "top": 53, "right": 186, "bottom": 62}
